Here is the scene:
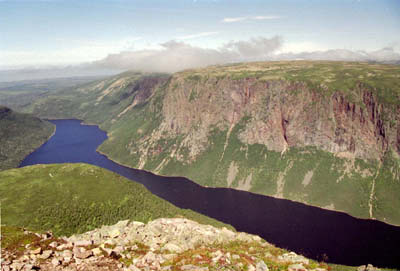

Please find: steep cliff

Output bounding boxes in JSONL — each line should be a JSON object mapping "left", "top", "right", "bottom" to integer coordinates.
{"left": 25, "top": 61, "right": 400, "bottom": 225}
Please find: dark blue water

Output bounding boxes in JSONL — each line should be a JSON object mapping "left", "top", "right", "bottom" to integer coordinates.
{"left": 20, "top": 119, "right": 400, "bottom": 269}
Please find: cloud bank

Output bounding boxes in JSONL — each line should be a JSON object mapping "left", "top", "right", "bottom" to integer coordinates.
{"left": 1, "top": 36, "right": 399, "bottom": 82}
{"left": 93, "top": 36, "right": 283, "bottom": 73}
{"left": 92, "top": 37, "right": 400, "bottom": 74}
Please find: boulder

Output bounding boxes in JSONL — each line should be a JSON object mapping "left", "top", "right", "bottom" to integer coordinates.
{"left": 74, "top": 240, "right": 93, "bottom": 247}
{"left": 256, "top": 260, "right": 269, "bottom": 271}
{"left": 109, "top": 228, "right": 121, "bottom": 238}
{"left": 30, "top": 247, "right": 41, "bottom": 255}
{"left": 73, "top": 246, "right": 93, "bottom": 259}
{"left": 38, "top": 250, "right": 52, "bottom": 260}
{"left": 51, "top": 258, "right": 60, "bottom": 266}
{"left": 92, "top": 247, "right": 103, "bottom": 256}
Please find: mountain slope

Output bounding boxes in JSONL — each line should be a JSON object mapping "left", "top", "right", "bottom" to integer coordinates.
{"left": 2, "top": 218, "right": 385, "bottom": 271}
{"left": 0, "top": 163, "right": 229, "bottom": 236}
{"left": 0, "top": 106, "right": 54, "bottom": 170}
{"left": 24, "top": 61, "right": 400, "bottom": 225}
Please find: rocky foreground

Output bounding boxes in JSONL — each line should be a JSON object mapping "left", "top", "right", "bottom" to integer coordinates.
{"left": 1, "top": 218, "right": 380, "bottom": 271}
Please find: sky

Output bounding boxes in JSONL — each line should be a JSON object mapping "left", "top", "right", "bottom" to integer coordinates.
{"left": 0, "top": 0, "right": 399, "bottom": 79}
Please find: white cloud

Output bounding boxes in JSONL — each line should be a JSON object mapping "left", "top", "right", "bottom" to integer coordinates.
{"left": 93, "top": 36, "right": 283, "bottom": 73}
{"left": 2, "top": 36, "right": 400, "bottom": 82}
{"left": 222, "top": 17, "right": 247, "bottom": 23}
{"left": 176, "top": 32, "right": 219, "bottom": 40}
{"left": 278, "top": 41, "right": 329, "bottom": 54}
{"left": 222, "top": 15, "right": 281, "bottom": 23}
{"left": 0, "top": 37, "right": 142, "bottom": 68}
{"left": 252, "top": 15, "right": 281, "bottom": 20}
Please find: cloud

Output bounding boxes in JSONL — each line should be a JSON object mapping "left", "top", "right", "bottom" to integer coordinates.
{"left": 222, "top": 17, "right": 247, "bottom": 23}
{"left": 2, "top": 36, "right": 399, "bottom": 82}
{"left": 222, "top": 15, "right": 281, "bottom": 23}
{"left": 274, "top": 47, "right": 400, "bottom": 63}
{"left": 0, "top": 37, "right": 142, "bottom": 68}
{"left": 92, "top": 36, "right": 283, "bottom": 73}
{"left": 252, "top": 15, "right": 281, "bottom": 20}
{"left": 176, "top": 32, "right": 219, "bottom": 40}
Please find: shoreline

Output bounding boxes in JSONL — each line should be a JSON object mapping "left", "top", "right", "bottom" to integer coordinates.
{"left": 26, "top": 118, "right": 400, "bottom": 228}
{"left": 17, "top": 120, "right": 56, "bottom": 168}
{"left": 94, "top": 136, "right": 397, "bottom": 229}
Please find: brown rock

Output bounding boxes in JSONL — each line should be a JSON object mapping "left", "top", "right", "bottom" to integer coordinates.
{"left": 73, "top": 246, "right": 93, "bottom": 259}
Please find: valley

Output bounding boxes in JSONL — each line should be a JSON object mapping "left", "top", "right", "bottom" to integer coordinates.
{"left": 18, "top": 61, "right": 400, "bottom": 225}
{"left": 2, "top": 1, "right": 399, "bottom": 270}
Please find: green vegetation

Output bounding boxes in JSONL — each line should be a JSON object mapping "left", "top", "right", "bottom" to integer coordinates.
{"left": 0, "top": 163, "right": 230, "bottom": 236}
{"left": 0, "top": 106, "right": 54, "bottom": 171}
{"left": 159, "top": 129, "right": 383, "bottom": 222}
{"left": 19, "top": 61, "right": 400, "bottom": 225}
{"left": 179, "top": 61, "right": 400, "bottom": 107}
{"left": 0, "top": 76, "right": 104, "bottom": 111}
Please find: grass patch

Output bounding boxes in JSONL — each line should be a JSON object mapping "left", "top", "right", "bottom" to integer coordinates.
{"left": 0, "top": 163, "right": 231, "bottom": 236}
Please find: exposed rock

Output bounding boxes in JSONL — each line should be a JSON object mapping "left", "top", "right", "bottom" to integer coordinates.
{"left": 38, "top": 250, "right": 52, "bottom": 260}
{"left": 256, "top": 260, "right": 269, "bottom": 271}
{"left": 92, "top": 247, "right": 103, "bottom": 256}
{"left": 0, "top": 218, "right": 352, "bottom": 271}
{"left": 162, "top": 243, "right": 183, "bottom": 253}
{"left": 30, "top": 247, "right": 41, "bottom": 255}
{"left": 109, "top": 228, "right": 121, "bottom": 238}
{"left": 357, "top": 264, "right": 381, "bottom": 271}
{"left": 288, "top": 263, "right": 307, "bottom": 271}
{"left": 73, "top": 246, "right": 93, "bottom": 259}
{"left": 51, "top": 258, "right": 60, "bottom": 266}
{"left": 278, "top": 252, "right": 309, "bottom": 265}
{"left": 181, "top": 264, "right": 209, "bottom": 270}
{"left": 74, "top": 240, "right": 93, "bottom": 247}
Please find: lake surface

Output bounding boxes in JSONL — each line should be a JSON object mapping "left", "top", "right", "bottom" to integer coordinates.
{"left": 20, "top": 119, "right": 400, "bottom": 269}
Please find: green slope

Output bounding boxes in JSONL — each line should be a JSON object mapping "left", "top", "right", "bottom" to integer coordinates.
{"left": 21, "top": 61, "right": 400, "bottom": 225}
{"left": 0, "top": 106, "right": 54, "bottom": 171}
{"left": 0, "top": 163, "right": 230, "bottom": 236}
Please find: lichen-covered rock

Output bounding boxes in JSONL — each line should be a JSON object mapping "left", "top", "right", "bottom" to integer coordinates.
{"left": 0, "top": 218, "right": 371, "bottom": 270}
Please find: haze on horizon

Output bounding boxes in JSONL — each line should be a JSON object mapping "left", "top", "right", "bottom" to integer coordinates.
{"left": 1, "top": 0, "right": 399, "bottom": 81}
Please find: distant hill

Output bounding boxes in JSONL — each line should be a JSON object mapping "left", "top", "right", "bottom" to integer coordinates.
{"left": 22, "top": 61, "right": 400, "bottom": 225}
{"left": 0, "top": 76, "right": 105, "bottom": 110}
{"left": 0, "top": 163, "right": 229, "bottom": 236}
{"left": 0, "top": 106, "right": 54, "bottom": 170}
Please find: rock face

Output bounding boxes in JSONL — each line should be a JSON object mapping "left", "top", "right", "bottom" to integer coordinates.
{"left": 160, "top": 78, "right": 398, "bottom": 162}
{"left": 104, "top": 62, "right": 400, "bottom": 225}
{"left": 26, "top": 61, "right": 400, "bottom": 225}
{"left": 1, "top": 218, "right": 335, "bottom": 271}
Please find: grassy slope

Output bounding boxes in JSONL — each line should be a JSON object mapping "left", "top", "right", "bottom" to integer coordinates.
{"left": 0, "top": 163, "right": 230, "bottom": 236}
{"left": 21, "top": 61, "right": 400, "bottom": 225}
{"left": 0, "top": 106, "right": 54, "bottom": 171}
{"left": 98, "top": 62, "right": 400, "bottom": 225}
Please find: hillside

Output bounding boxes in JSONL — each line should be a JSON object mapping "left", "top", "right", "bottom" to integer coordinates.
{"left": 23, "top": 61, "right": 400, "bottom": 225}
{"left": 0, "top": 76, "right": 104, "bottom": 111}
{"left": 0, "top": 106, "right": 54, "bottom": 170}
{"left": 0, "top": 163, "right": 229, "bottom": 236}
{"left": 2, "top": 219, "right": 387, "bottom": 271}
